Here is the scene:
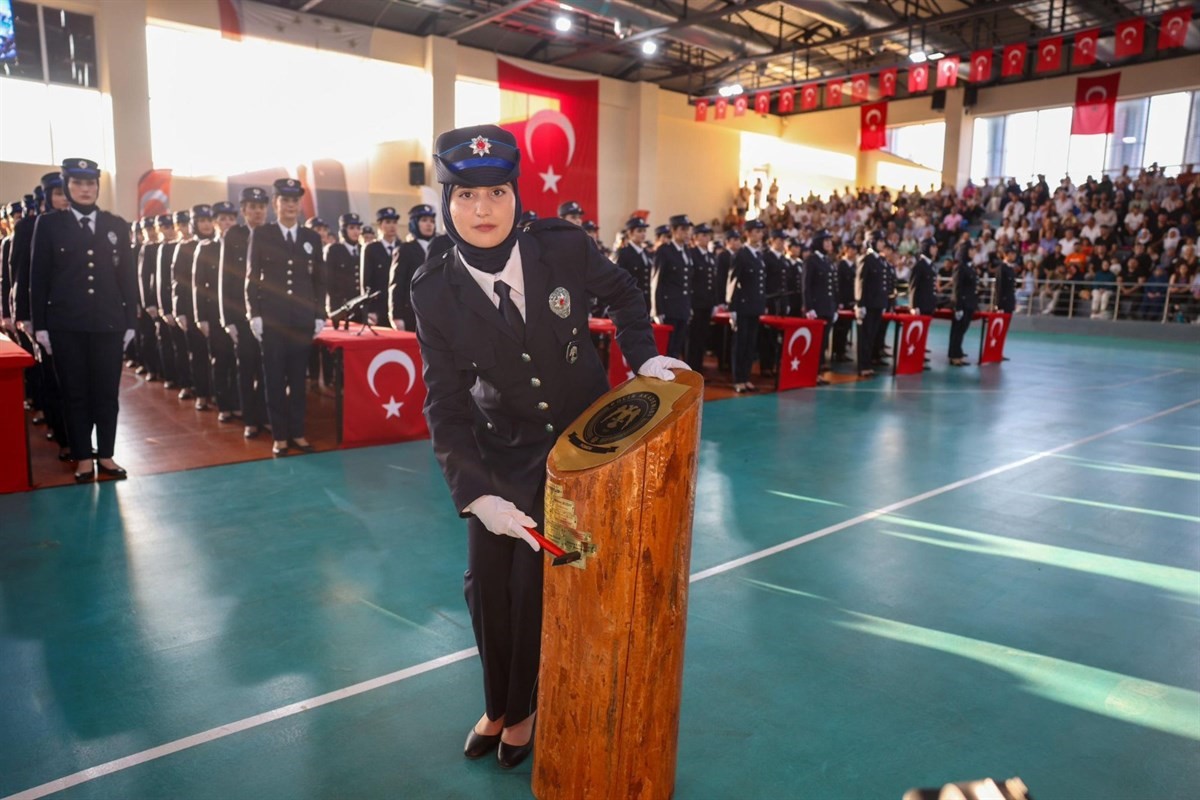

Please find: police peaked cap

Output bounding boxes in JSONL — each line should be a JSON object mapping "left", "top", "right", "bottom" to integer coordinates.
{"left": 558, "top": 200, "right": 584, "bottom": 217}
{"left": 40, "top": 172, "right": 63, "bottom": 192}
{"left": 273, "top": 178, "right": 305, "bottom": 197}
{"left": 140, "top": 216, "right": 156, "bottom": 230}
{"left": 306, "top": 216, "right": 327, "bottom": 229}
{"left": 61, "top": 158, "right": 100, "bottom": 180}
{"left": 157, "top": 214, "right": 175, "bottom": 226}
{"left": 339, "top": 212, "right": 363, "bottom": 227}
{"left": 8, "top": 202, "right": 21, "bottom": 215}
{"left": 625, "top": 216, "right": 649, "bottom": 231}
{"left": 213, "top": 201, "right": 238, "bottom": 216}
{"left": 191, "top": 204, "right": 214, "bottom": 219}
{"left": 23, "top": 195, "right": 37, "bottom": 211}
{"left": 582, "top": 220, "right": 598, "bottom": 232}
{"left": 434, "top": 125, "right": 521, "bottom": 187}
{"left": 408, "top": 204, "right": 436, "bottom": 220}
{"left": 668, "top": 214, "right": 693, "bottom": 229}
{"left": 33, "top": 186, "right": 44, "bottom": 201}
{"left": 361, "top": 225, "right": 375, "bottom": 235}
{"left": 724, "top": 229, "right": 742, "bottom": 240}
{"left": 241, "top": 186, "right": 269, "bottom": 204}
{"left": 695, "top": 223, "right": 713, "bottom": 234}
{"left": 174, "top": 210, "right": 191, "bottom": 225}
{"left": 520, "top": 210, "right": 539, "bottom": 224}
{"left": 654, "top": 224, "right": 670, "bottom": 236}
{"left": 376, "top": 207, "right": 399, "bottom": 221}
{"left": 744, "top": 219, "right": 767, "bottom": 230}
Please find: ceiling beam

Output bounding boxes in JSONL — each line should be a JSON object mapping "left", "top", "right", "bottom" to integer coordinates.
{"left": 444, "top": 0, "right": 542, "bottom": 39}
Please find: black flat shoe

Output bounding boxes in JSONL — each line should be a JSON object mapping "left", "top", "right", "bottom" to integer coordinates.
{"left": 218, "top": 412, "right": 235, "bottom": 423}
{"left": 463, "top": 729, "right": 502, "bottom": 759}
{"left": 97, "top": 463, "right": 127, "bottom": 479}
{"left": 57, "top": 450, "right": 72, "bottom": 462}
{"left": 272, "top": 445, "right": 289, "bottom": 457}
{"left": 244, "top": 426, "right": 261, "bottom": 439}
{"left": 497, "top": 739, "right": 534, "bottom": 770}
{"left": 31, "top": 415, "right": 45, "bottom": 425}
{"left": 74, "top": 469, "right": 94, "bottom": 483}
{"left": 289, "top": 440, "right": 316, "bottom": 453}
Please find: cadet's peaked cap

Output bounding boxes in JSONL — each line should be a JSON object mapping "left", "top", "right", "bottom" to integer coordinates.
{"left": 191, "top": 204, "right": 213, "bottom": 219}
{"left": 744, "top": 219, "right": 767, "bottom": 230}
{"left": 40, "top": 172, "right": 63, "bottom": 192}
{"left": 241, "top": 186, "right": 269, "bottom": 204}
{"left": 213, "top": 201, "right": 238, "bottom": 216}
{"left": 695, "top": 223, "right": 713, "bottom": 234}
{"left": 306, "top": 216, "right": 327, "bottom": 229}
{"left": 376, "top": 207, "right": 399, "bottom": 221}
{"left": 33, "top": 186, "right": 44, "bottom": 200}
{"left": 558, "top": 200, "right": 584, "bottom": 217}
{"left": 724, "top": 229, "right": 742, "bottom": 240}
{"left": 140, "top": 216, "right": 156, "bottom": 230}
{"left": 23, "top": 195, "right": 37, "bottom": 211}
{"left": 273, "top": 178, "right": 305, "bottom": 197}
{"left": 582, "top": 220, "right": 598, "bottom": 232}
{"left": 174, "top": 210, "right": 191, "bottom": 225}
{"left": 625, "top": 216, "right": 649, "bottom": 231}
{"left": 61, "top": 158, "right": 100, "bottom": 180}
{"left": 655, "top": 224, "right": 671, "bottom": 237}
{"left": 157, "top": 214, "right": 174, "bottom": 226}
{"left": 339, "top": 212, "right": 363, "bottom": 227}
{"left": 434, "top": 125, "right": 520, "bottom": 187}
{"left": 408, "top": 204, "right": 436, "bottom": 219}
{"left": 361, "top": 225, "right": 375, "bottom": 235}
{"left": 668, "top": 214, "right": 693, "bottom": 229}
{"left": 520, "top": 210, "right": 539, "bottom": 224}
{"left": 8, "top": 202, "right": 22, "bottom": 215}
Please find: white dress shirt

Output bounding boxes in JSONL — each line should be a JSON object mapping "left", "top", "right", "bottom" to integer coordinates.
{"left": 462, "top": 245, "right": 526, "bottom": 321}
{"left": 70, "top": 206, "right": 97, "bottom": 229}
{"left": 277, "top": 221, "right": 298, "bottom": 242}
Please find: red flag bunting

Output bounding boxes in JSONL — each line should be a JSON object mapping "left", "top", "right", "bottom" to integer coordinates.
{"left": 217, "top": 0, "right": 243, "bottom": 41}
{"left": 1073, "top": 29, "right": 1100, "bottom": 67}
{"left": 715, "top": 97, "right": 728, "bottom": 119}
{"left": 779, "top": 87, "right": 796, "bottom": 113}
{"left": 850, "top": 74, "right": 870, "bottom": 103}
{"left": 498, "top": 60, "right": 598, "bottom": 220}
{"left": 969, "top": 50, "right": 993, "bottom": 83}
{"left": 1114, "top": 17, "right": 1145, "bottom": 58}
{"left": 908, "top": 63, "right": 929, "bottom": 93}
{"left": 137, "top": 169, "right": 172, "bottom": 218}
{"left": 733, "top": 95, "right": 748, "bottom": 117}
{"left": 1072, "top": 71, "right": 1120, "bottom": 135}
{"left": 694, "top": 99, "right": 709, "bottom": 122}
{"left": 754, "top": 91, "right": 771, "bottom": 115}
{"left": 879, "top": 68, "right": 898, "bottom": 98}
{"left": 1001, "top": 43, "right": 1027, "bottom": 77}
{"left": 827, "top": 81, "right": 843, "bottom": 107}
{"left": 1159, "top": 7, "right": 1192, "bottom": 50}
{"left": 935, "top": 56, "right": 960, "bottom": 88}
{"left": 1037, "top": 36, "right": 1064, "bottom": 72}
{"left": 800, "top": 84, "right": 819, "bottom": 111}
{"left": 860, "top": 102, "right": 888, "bottom": 151}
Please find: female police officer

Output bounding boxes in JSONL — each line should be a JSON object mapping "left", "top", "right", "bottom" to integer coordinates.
{"left": 412, "top": 125, "right": 687, "bottom": 769}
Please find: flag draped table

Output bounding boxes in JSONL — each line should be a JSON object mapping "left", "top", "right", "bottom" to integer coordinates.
{"left": 760, "top": 315, "right": 827, "bottom": 390}
{"left": 0, "top": 335, "right": 36, "bottom": 493}
{"left": 588, "top": 318, "right": 672, "bottom": 388}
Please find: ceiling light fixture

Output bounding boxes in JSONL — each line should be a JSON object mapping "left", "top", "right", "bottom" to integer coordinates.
{"left": 718, "top": 83, "right": 744, "bottom": 97}
{"left": 554, "top": 15, "right": 572, "bottom": 33}
{"left": 642, "top": 40, "right": 658, "bottom": 56}
{"left": 909, "top": 51, "right": 927, "bottom": 63}
{"left": 1122, "top": 136, "right": 1137, "bottom": 144}
{"left": 927, "top": 51, "right": 945, "bottom": 60}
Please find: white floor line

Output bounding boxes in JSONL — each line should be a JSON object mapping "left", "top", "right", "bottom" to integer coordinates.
{"left": 7, "top": 397, "right": 1199, "bottom": 800}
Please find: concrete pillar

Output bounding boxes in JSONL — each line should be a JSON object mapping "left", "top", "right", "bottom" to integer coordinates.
{"left": 94, "top": 0, "right": 152, "bottom": 218}
{"left": 634, "top": 82, "right": 659, "bottom": 214}
{"left": 941, "top": 87, "right": 974, "bottom": 189}
{"left": 424, "top": 36, "right": 458, "bottom": 183}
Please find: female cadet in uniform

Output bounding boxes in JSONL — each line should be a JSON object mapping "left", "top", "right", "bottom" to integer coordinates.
{"left": 411, "top": 125, "right": 688, "bottom": 769}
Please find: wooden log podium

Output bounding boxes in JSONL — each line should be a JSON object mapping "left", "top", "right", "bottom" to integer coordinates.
{"left": 533, "top": 369, "right": 704, "bottom": 800}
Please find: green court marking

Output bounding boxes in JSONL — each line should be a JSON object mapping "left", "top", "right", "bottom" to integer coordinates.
{"left": 1129, "top": 441, "right": 1200, "bottom": 453}
{"left": 735, "top": 577, "right": 829, "bottom": 601}
{"left": 766, "top": 490, "right": 847, "bottom": 507}
{"left": 1031, "top": 493, "right": 1200, "bottom": 524}
{"left": 1049, "top": 453, "right": 1200, "bottom": 482}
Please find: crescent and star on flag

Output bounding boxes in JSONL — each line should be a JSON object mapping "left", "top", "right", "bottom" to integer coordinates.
{"left": 525, "top": 109, "right": 576, "bottom": 194}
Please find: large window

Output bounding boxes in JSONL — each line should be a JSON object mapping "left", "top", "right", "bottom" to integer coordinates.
{"left": 970, "top": 89, "right": 1200, "bottom": 184}
{"left": 885, "top": 121, "right": 945, "bottom": 172}
{"left": 1, "top": 1, "right": 96, "bottom": 86}
{"left": 740, "top": 132, "right": 856, "bottom": 199}
{"left": 145, "top": 24, "right": 429, "bottom": 177}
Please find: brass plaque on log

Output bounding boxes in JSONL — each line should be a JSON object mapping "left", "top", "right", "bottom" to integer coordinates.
{"left": 544, "top": 479, "right": 595, "bottom": 570}
{"left": 551, "top": 376, "right": 690, "bottom": 472}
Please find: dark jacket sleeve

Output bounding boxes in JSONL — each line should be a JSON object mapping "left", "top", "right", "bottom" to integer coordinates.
{"left": 171, "top": 242, "right": 194, "bottom": 319}
{"left": 246, "top": 227, "right": 263, "bottom": 320}
{"left": 310, "top": 233, "right": 326, "bottom": 321}
{"left": 112, "top": 216, "right": 138, "bottom": 330}
{"left": 29, "top": 216, "right": 52, "bottom": 331}
{"left": 584, "top": 233, "right": 657, "bottom": 370}
{"left": 389, "top": 244, "right": 421, "bottom": 330}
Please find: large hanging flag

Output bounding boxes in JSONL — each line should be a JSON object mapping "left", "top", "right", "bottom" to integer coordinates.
{"left": 1072, "top": 72, "right": 1120, "bottom": 135}
{"left": 1001, "top": 43, "right": 1027, "bottom": 77}
{"left": 137, "top": 169, "right": 172, "bottom": 218}
{"left": 1037, "top": 36, "right": 1064, "bottom": 72}
{"left": 1159, "top": 7, "right": 1193, "bottom": 50}
{"left": 969, "top": 50, "right": 993, "bottom": 83}
{"left": 1114, "top": 17, "right": 1145, "bottom": 58}
{"left": 1073, "top": 29, "right": 1100, "bottom": 67}
{"left": 879, "top": 68, "right": 898, "bottom": 98}
{"left": 935, "top": 56, "right": 960, "bottom": 88}
{"left": 860, "top": 102, "right": 888, "bottom": 151}
{"left": 908, "top": 63, "right": 929, "bottom": 93}
{"left": 497, "top": 59, "right": 598, "bottom": 221}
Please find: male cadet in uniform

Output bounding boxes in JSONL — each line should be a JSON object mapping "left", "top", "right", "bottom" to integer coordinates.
{"left": 194, "top": 201, "right": 240, "bottom": 421}
{"left": 803, "top": 230, "right": 838, "bottom": 384}
{"left": 909, "top": 241, "right": 938, "bottom": 317}
{"left": 246, "top": 178, "right": 326, "bottom": 457}
{"left": 832, "top": 242, "right": 857, "bottom": 363}
{"left": 687, "top": 222, "right": 719, "bottom": 371}
{"left": 759, "top": 230, "right": 789, "bottom": 376}
{"left": 994, "top": 247, "right": 1017, "bottom": 314}
{"left": 785, "top": 237, "right": 805, "bottom": 316}
{"left": 29, "top": 158, "right": 137, "bottom": 482}
{"left": 306, "top": 216, "right": 334, "bottom": 250}
{"left": 653, "top": 224, "right": 671, "bottom": 253}
{"left": 874, "top": 241, "right": 899, "bottom": 365}
{"left": 557, "top": 200, "right": 584, "bottom": 226}
{"left": 716, "top": 227, "right": 741, "bottom": 294}
{"left": 728, "top": 219, "right": 767, "bottom": 393}
{"left": 134, "top": 216, "right": 161, "bottom": 380}
{"left": 615, "top": 216, "right": 652, "bottom": 313}
{"left": 360, "top": 206, "right": 400, "bottom": 327}
{"left": 172, "top": 204, "right": 215, "bottom": 410}
{"left": 652, "top": 214, "right": 694, "bottom": 359}
{"left": 409, "top": 124, "right": 685, "bottom": 770}
{"left": 582, "top": 220, "right": 610, "bottom": 258}
{"left": 948, "top": 245, "right": 979, "bottom": 366}
{"left": 153, "top": 212, "right": 185, "bottom": 391}
{"left": 855, "top": 236, "right": 888, "bottom": 378}
{"left": 390, "top": 203, "right": 453, "bottom": 332}
{"left": 361, "top": 225, "right": 376, "bottom": 245}
{"left": 219, "top": 186, "right": 270, "bottom": 439}
{"left": 325, "top": 212, "right": 363, "bottom": 328}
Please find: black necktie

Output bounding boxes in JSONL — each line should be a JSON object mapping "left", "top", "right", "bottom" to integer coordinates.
{"left": 80, "top": 217, "right": 92, "bottom": 236}
{"left": 286, "top": 230, "right": 294, "bottom": 245}
{"left": 494, "top": 280, "right": 525, "bottom": 340}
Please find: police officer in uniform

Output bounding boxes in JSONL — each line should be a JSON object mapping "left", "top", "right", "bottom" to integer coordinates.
{"left": 360, "top": 207, "right": 400, "bottom": 327}
{"left": 729, "top": 219, "right": 767, "bottom": 393}
{"left": 361, "top": 225, "right": 376, "bottom": 246}
{"left": 557, "top": 200, "right": 584, "bottom": 226}
{"left": 687, "top": 222, "right": 719, "bottom": 371}
{"left": 615, "top": 216, "right": 652, "bottom": 314}
{"left": 995, "top": 248, "right": 1017, "bottom": 314}
{"left": 582, "top": 220, "right": 610, "bottom": 259}
{"left": 194, "top": 200, "right": 240, "bottom": 421}
{"left": 803, "top": 230, "right": 838, "bottom": 384}
{"left": 785, "top": 238, "right": 805, "bottom": 316}
{"left": 219, "top": 186, "right": 270, "bottom": 439}
{"left": 325, "top": 212, "right": 363, "bottom": 328}
{"left": 411, "top": 124, "right": 685, "bottom": 770}
{"left": 832, "top": 241, "right": 857, "bottom": 363}
{"left": 390, "top": 203, "right": 453, "bottom": 331}
{"left": 949, "top": 248, "right": 978, "bottom": 366}
{"left": 29, "top": 158, "right": 137, "bottom": 481}
{"left": 153, "top": 212, "right": 185, "bottom": 391}
{"left": 855, "top": 236, "right": 888, "bottom": 378}
{"left": 246, "top": 178, "right": 326, "bottom": 457}
{"left": 173, "top": 204, "right": 216, "bottom": 410}
{"left": 909, "top": 241, "right": 938, "bottom": 317}
{"left": 652, "top": 214, "right": 694, "bottom": 359}
{"left": 135, "top": 216, "right": 162, "bottom": 380}
{"left": 874, "top": 241, "right": 899, "bottom": 366}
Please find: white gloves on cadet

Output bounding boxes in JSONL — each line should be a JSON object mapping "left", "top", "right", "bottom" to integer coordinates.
{"left": 954, "top": 310, "right": 964, "bottom": 321}
{"left": 225, "top": 323, "right": 238, "bottom": 344}
{"left": 468, "top": 495, "right": 541, "bottom": 552}
{"left": 250, "top": 317, "right": 263, "bottom": 341}
{"left": 35, "top": 330, "right": 52, "bottom": 355}
{"left": 123, "top": 329, "right": 135, "bottom": 349}
{"left": 198, "top": 321, "right": 210, "bottom": 338}
{"left": 313, "top": 319, "right": 324, "bottom": 339}
{"left": 637, "top": 355, "right": 690, "bottom": 381}
{"left": 177, "top": 315, "right": 188, "bottom": 332}
{"left": 855, "top": 306, "right": 866, "bottom": 321}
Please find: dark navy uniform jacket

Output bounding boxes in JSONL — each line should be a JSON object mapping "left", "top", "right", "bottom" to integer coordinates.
{"left": 156, "top": 241, "right": 178, "bottom": 314}
{"left": 762, "top": 249, "right": 788, "bottom": 311}
{"left": 171, "top": 239, "right": 202, "bottom": 320}
{"left": 391, "top": 235, "right": 453, "bottom": 331}
{"left": 324, "top": 241, "right": 360, "bottom": 318}
{"left": 192, "top": 238, "right": 222, "bottom": 326}
{"left": 359, "top": 239, "right": 396, "bottom": 324}
{"left": 690, "top": 246, "right": 720, "bottom": 310}
{"left": 9, "top": 214, "right": 37, "bottom": 321}
{"left": 652, "top": 242, "right": 693, "bottom": 319}
{"left": 952, "top": 260, "right": 979, "bottom": 313}
{"left": 137, "top": 242, "right": 158, "bottom": 310}
{"left": 836, "top": 258, "right": 856, "bottom": 308}
{"left": 856, "top": 250, "right": 889, "bottom": 310}
{"left": 804, "top": 252, "right": 838, "bottom": 319}
{"left": 246, "top": 223, "right": 326, "bottom": 328}
{"left": 412, "top": 220, "right": 656, "bottom": 516}
{"left": 30, "top": 209, "right": 137, "bottom": 332}
{"left": 616, "top": 243, "right": 652, "bottom": 313}
{"left": 728, "top": 246, "right": 767, "bottom": 317}
{"left": 0, "top": 236, "right": 11, "bottom": 320}
{"left": 909, "top": 255, "right": 937, "bottom": 313}
{"left": 996, "top": 261, "right": 1017, "bottom": 313}
{"left": 218, "top": 225, "right": 252, "bottom": 327}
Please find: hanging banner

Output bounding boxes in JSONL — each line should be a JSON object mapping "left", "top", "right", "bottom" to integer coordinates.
{"left": 826, "top": 81, "right": 843, "bottom": 107}
{"left": 1037, "top": 36, "right": 1064, "bottom": 72}
{"left": 879, "top": 67, "right": 898, "bottom": 98}
{"left": 1159, "top": 7, "right": 1192, "bottom": 50}
{"left": 1114, "top": 17, "right": 1145, "bottom": 58}
{"left": 1073, "top": 29, "right": 1100, "bottom": 67}
{"left": 1072, "top": 72, "right": 1120, "bottom": 135}
{"left": 850, "top": 74, "right": 870, "bottom": 103}
{"left": 969, "top": 50, "right": 993, "bottom": 83}
{"left": 754, "top": 91, "right": 771, "bottom": 115}
{"left": 1002, "top": 43, "right": 1027, "bottom": 77}
{"left": 779, "top": 87, "right": 796, "bottom": 113}
{"left": 935, "top": 56, "right": 960, "bottom": 88}
{"left": 908, "top": 63, "right": 929, "bottom": 93}
{"left": 860, "top": 102, "right": 888, "bottom": 151}
{"left": 137, "top": 169, "right": 172, "bottom": 218}
{"left": 694, "top": 99, "right": 709, "bottom": 122}
{"left": 800, "top": 84, "right": 820, "bottom": 111}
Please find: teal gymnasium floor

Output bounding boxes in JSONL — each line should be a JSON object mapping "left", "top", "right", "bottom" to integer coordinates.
{"left": 2, "top": 326, "right": 1199, "bottom": 800}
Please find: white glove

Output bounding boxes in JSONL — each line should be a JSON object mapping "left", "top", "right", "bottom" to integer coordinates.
{"left": 313, "top": 319, "right": 323, "bottom": 339}
{"left": 367, "top": 312, "right": 378, "bottom": 326}
{"left": 35, "top": 330, "right": 52, "bottom": 355}
{"left": 163, "top": 313, "right": 176, "bottom": 326}
{"left": 467, "top": 495, "right": 540, "bottom": 552}
{"left": 912, "top": 307, "right": 921, "bottom": 316}
{"left": 392, "top": 319, "right": 406, "bottom": 332}
{"left": 225, "top": 323, "right": 238, "bottom": 344}
{"left": 177, "top": 314, "right": 188, "bottom": 332}
{"left": 954, "top": 310, "right": 964, "bottom": 321}
{"left": 199, "top": 321, "right": 210, "bottom": 337}
{"left": 855, "top": 306, "right": 866, "bottom": 321}
{"left": 805, "top": 310, "right": 817, "bottom": 320}
{"left": 250, "top": 317, "right": 263, "bottom": 341}
{"left": 638, "top": 355, "right": 691, "bottom": 381}
{"left": 123, "top": 329, "right": 135, "bottom": 349}
{"left": 17, "top": 320, "right": 31, "bottom": 333}
{"left": 146, "top": 306, "right": 159, "bottom": 319}
{"left": 2, "top": 317, "right": 13, "bottom": 335}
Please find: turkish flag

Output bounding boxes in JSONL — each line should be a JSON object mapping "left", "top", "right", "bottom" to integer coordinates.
{"left": 1115, "top": 17, "right": 1145, "bottom": 58}
{"left": 1073, "top": 29, "right": 1100, "bottom": 66}
{"left": 694, "top": 99, "right": 709, "bottom": 122}
{"left": 850, "top": 74, "right": 870, "bottom": 103}
{"left": 800, "top": 84, "right": 819, "bottom": 111}
{"left": 217, "top": 0, "right": 243, "bottom": 41}
{"left": 1037, "top": 36, "right": 1064, "bottom": 72}
{"left": 498, "top": 60, "right": 598, "bottom": 221}
{"left": 715, "top": 97, "right": 728, "bottom": 119}
{"left": 754, "top": 91, "right": 770, "bottom": 115}
{"left": 826, "top": 81, "right": 843, "bottom": 107}
{"left": 1072, "top": 72, "right": 1120, "bottom": 135}
{"left": 879, "top": 68, "right": 898, "bottom": 98}
{"left": 935, "top": 56, "right": 960, "bottom": 88}
{"left": 1002, "top": 43, "right": 1027, "bottom": 77}
{"left": 969, "top": 50, "right": 993, "bottom": 83}
{"left": 978, "top": 312, "right": 1011, "bottom": 365}
{"left": 733, "top": 95, "right": 748, "bottom": 117}
{"left": 908, "top": 63, "right": 929, "bottom": 93}
{"left": 893, "top": 314, "right": 931, "bottom": 375}
{"left": 137, "top": 169, "right": 172, "bottom": 218}
{"left": 763, "top": 317, "right": 826, "bottom": 391}
{"left": 860, "top": 102, "right": 888, "bottom": 152}
{"left": 599, "top": 321, "right": 671, "bottom": 387}
{"left": 322, "top": 329, "right": 429, "bottom": 447}
{"left": 779, "top": 87, "right": 796, "bottom": 113}
{"left": 1159, "top": 7, "right": 1192, "bottom": 49}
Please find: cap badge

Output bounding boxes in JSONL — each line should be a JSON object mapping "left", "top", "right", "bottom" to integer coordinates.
{"left": 469, "top": 136, "right": 492, "bottom": 156}
{"left": 549, "top": 287, "right": 571, "bottom": 318}
{"left": 77, "top": 160, "right": 87, "bottom": 168}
